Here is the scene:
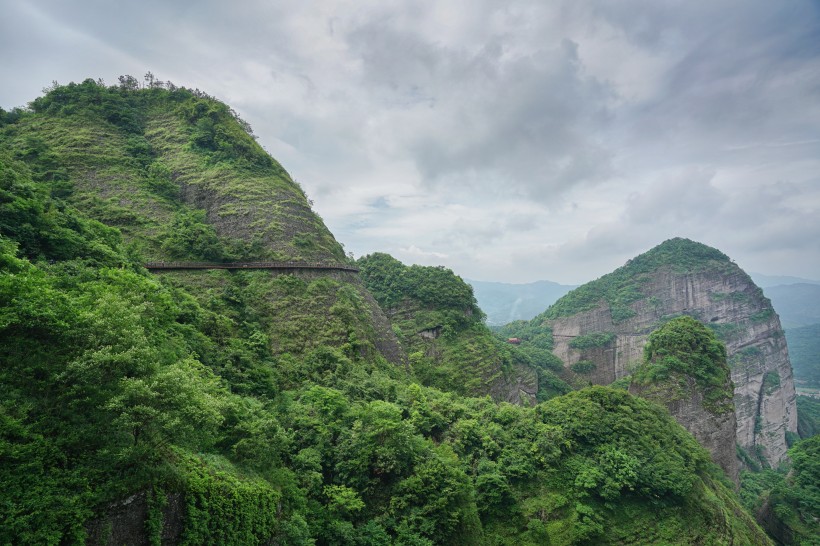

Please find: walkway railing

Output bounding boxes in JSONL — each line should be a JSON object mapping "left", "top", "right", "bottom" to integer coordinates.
{"left": 144, "top": 261, "right": 359, "bottom": 272}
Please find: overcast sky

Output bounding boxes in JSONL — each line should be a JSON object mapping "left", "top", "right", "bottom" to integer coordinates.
{"left": 2, "top": 1, "right": 819, "bottom": 284}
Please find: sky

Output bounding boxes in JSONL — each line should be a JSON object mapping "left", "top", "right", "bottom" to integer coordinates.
{"left": 2, "top": 1, "right": 819, "bottom": 284}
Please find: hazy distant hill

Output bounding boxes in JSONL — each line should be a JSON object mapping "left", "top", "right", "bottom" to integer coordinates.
{"left": 763, "top": 283, "right": 820, "bottom": 329}
{"left": 785, "top": 323, "right": 820, "bottom": 388}
{"left": 467, "top": 279, "right": 575, "bottom": 326}
{"left": 750, "top": 273, "right": 820, "bottom": 288}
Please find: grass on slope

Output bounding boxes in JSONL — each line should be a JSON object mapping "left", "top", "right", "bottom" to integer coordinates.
{"left": 0, "top": 78, "right": 344, "bottom": 264}
{"left": 543, "top": 238, "right": 736, "bottom": 323}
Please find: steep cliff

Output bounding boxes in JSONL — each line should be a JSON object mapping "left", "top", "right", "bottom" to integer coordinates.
{"left": 629, "top": 316, "right": 739, "bottom": 483}
{"left": 512, "top": 238, "right": 797, "bottom": 468}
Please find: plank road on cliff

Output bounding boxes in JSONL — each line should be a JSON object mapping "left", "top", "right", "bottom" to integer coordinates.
{"left": 144, "top": 261, "right": 360, "bottom": 272}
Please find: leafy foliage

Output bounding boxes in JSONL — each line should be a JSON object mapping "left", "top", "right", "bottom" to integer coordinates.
{"left": 797, "top": 396, "right": 820, "bottom": 439}
{"left": 357, "top": 252, "right": 533, "bottom": 398}
{"left": 570, "top": 360, "right": 597, "bottom": 374}
{"left": 358, "top": 253, "right": 482, "bottom": 317}
{"left": 542, "top": 238, "right": 733, "bottom": 321}
{"left": 1, "top": 77, "right": 344, "bottom": 264}
{"left": 632, "top": 316, "right": 733, "bottom": 413}
{"left": 740, "top": 436, "right": 820, "bottom": 545}
{"left": 0, "top": 82, "right": 773, "bottom": 546}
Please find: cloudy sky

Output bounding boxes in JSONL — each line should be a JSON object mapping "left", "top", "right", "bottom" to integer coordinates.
{"left": 2, "top": 1, "right": 819, "bottom": 284}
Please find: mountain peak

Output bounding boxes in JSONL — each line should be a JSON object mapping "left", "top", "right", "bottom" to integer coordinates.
{"left": 625, "top": 237, "right": 732, "bottom": 273}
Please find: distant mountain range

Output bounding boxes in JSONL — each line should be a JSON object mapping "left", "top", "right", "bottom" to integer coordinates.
{"left": 785, "top": 323, "right": 820, "bottom": 388}
{"left": 762, "top": 284, "right": 820, "bottom": 329}
{"left": 749, "top": 273, "right": 820, "bottom": 288}
{"left": 466, "top": 279, "right": 575, "bottom": 326}
{"left": 471, "top": 273, "right": 820, "bottom": 330}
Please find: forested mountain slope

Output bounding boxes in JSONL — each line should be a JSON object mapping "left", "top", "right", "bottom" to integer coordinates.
{"left": 358, "top": 253, "right": 551, "bottom": 404}
{"left": 0, "top": 80, "right": 771, "bottom": 545}
{"left": 0, "top": 77, "right": 403, "bottom": 367}
{"left": 502, "top": 238, "right": 797, "bottom": 469}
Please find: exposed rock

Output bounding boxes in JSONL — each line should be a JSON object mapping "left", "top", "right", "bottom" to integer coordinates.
{"left": 627, "top": 316, "right": 739, "bottom": 482}
{"left": 86, "top": 491, "right": 184, "bottom": 546}
{"left": 543, "top": 239, "right": 797, "bottom": 468}
{"left": 490, "top": 363, "right": 538, "bottom": 405}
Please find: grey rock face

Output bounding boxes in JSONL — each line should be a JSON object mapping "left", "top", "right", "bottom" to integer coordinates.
{"left": 550, "top": 266, "right": 797, "bottom": 467}
{"left": 630, "top": 375, "right": 739, "bottom": 483}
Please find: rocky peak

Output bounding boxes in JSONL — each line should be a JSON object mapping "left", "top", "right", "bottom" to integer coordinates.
{"left": 543, "top": 238, "right": 797, "bottom": 468}
{"left": 628, "top": 316, "right": 739, "bottom": 483}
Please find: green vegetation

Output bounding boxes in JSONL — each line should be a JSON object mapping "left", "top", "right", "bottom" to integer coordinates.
{"left": 707, "top": 321, "right": 745, "bottom": 343}
{"left": 740, "top": 436, "right": 820, "bottom": 544}
{"left": 729, "top": 345, "right": 764, "bottom": 372}
{"left": 763, "top": 371, "right": 782, "bottom": 396}
{"left": 797, "top": 396, "right": 820, "bottom": 439}
{"left": 570, "top": 360, "right": 597, "bottom": 374}
{"left": 0, "top": 77, "right": 343, "bottom": 264}
{"left": 542, "top": 238, "right": 732, "bottom": 322}
{"left": 357, "top": 252, "right": 482, "bottom": 316}
{"left": 358, "top": 252, "right": 540, "bottom": 399}
{"left": 632, "top": 316, "right": 734, "bottom": 414}
{"left": 494, "top": 319, "right": 570, "bottom": 400}
{"left": 0, "top": 81, "right": 773, "bottom": 545}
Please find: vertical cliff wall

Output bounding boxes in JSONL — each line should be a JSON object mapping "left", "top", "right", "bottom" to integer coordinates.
{"left": 536, "top": 239, "right": 797, "bottom": 467}
{"left": 628, "top": 316, "right": 739, "bottom": 483}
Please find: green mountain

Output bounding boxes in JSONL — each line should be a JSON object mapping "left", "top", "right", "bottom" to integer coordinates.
{"left": 357, "top": 253, "right": 567, "bottom": 404}
{"left": 0, "top": 80, "right": 772, "bottom": 544}
{"left": 501, "top": 238, "right": 798, "bottom": 470}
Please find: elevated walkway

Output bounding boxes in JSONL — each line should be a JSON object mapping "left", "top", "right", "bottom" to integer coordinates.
{"left": 144, "top": 261, "right": 359, "bottom": 272}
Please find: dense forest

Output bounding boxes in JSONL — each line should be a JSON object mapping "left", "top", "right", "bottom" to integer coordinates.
{"left": 0, "top": 78, "right": 809, "bottom": 544}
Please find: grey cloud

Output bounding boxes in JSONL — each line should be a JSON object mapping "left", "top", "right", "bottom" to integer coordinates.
{"left": 625, "top": 170, "right": 723, "bottom": 225}
{"left": 346, "top": 20, "right": 615, "bottom": 201}
{"left": 1, "top": 0, "right": 818, "bottom": 283}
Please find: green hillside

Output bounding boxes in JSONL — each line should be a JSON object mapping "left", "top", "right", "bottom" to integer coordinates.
{"left": 0, "top": 80, "right": 772, "bottom": 544}
{"left": 357, "top": 251, "right": 505, "bottom": 398}
{"left": 741, "top": 435, "right": 820, "bottom": 544}
{"left": 543, "top": 238, "right": 734, "bottom": 323}
{"left": 4, "top": 78, "right": 344, "bottom": 263}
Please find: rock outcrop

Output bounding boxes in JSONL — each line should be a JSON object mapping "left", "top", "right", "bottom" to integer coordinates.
{"left": 357, "top": 253, "right": 538, "bottom": 404}
{"left": 535, "top": 239, "right": 797, "bottom": 467}
{"left": 628, "top": 316, "right": 739, "bottom": 483}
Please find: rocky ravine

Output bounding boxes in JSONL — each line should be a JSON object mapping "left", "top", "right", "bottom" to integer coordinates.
{"left": 546, "top": 241, "right": 797, "bottom": 467}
